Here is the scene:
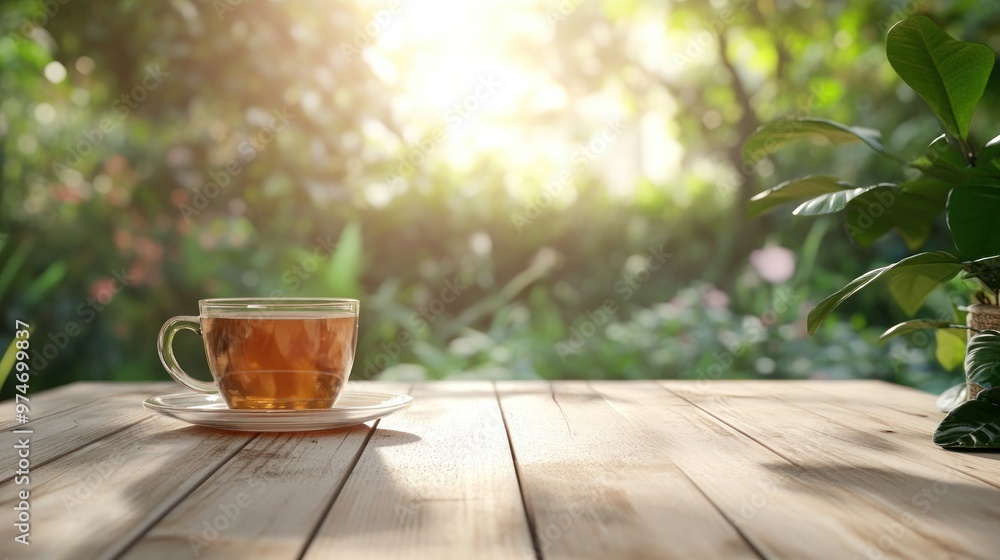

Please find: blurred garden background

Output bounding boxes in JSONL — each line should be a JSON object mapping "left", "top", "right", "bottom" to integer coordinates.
{"left": 3, "top": 0, "right": 999, "bottom": 397}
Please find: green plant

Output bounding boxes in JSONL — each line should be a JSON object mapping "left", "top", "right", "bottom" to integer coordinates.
{"left": 745, "top": 15, "right": 1000, "bottom": 375}
{"left": 376, "top": 282, "right": 943, "bottom": 391}
{"left": 933, "top": 330, "right": 1000, "bottom": 448}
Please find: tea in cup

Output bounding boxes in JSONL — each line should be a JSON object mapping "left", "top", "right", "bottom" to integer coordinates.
{"left": 157, "top": 298, "right": 359, "bottom": 410}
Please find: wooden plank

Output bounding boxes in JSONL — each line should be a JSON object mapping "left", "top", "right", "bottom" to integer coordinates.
{"left": 519, "top": 381, "right": 972, "bottom": 560}
{"left": 685, "top": 380, "right": 1000, "bottom": 489}
{"left": 302, "top": 381, "right": 533, "bottom": 560}
{"left": 0, "top": 414, "right": 254, "bottom": 559}
{"left": 497, "top": 380, "right": 761, "bottom": 560}
{"left": 0, "top": 381, "right": 174, "bottom": 430}
{"left": 0, "top": 383, "right": 176, "bottom": 481}
{"left": 665, "top": 381, "right": 1000, "bottom": 559}
{"left": 584, "top": 380, "right": 978, "bottom": 559}
{"left": 118, "top": 381, "right": 404, "bottom": 560}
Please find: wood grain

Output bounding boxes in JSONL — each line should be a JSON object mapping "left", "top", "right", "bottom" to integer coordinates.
{"left": 0, "top": 383, "right": 176, "bottom": 481}
{"left": 118, "top": 381, "right": 404, "bottom": 560}
{"left": 665, "top": 380, "right": 1000, "bottom": 559}
{"left": 302, "top": 381, "right": 533, "bottom": 560}
{"left": 5, "top": 380, "right": 999, "bottom": 559}
{"left": 497, "top": 381, "right": 761, "bottom": 560}
{"left": 707, "top": 380, "right": 1000, "bottom": 489}
{"left": 584, "top": 380, "right": 976, "bottom": 559}
{"left": 0, "top": 414, "right": 253, "bottom": 559}
{"left": 0, "top": 381, "right": 174, "bottom": 430}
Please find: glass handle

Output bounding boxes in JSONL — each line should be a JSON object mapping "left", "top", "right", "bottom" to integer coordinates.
{"left": 156, "top": 315, "right": 216, "bottom": 393}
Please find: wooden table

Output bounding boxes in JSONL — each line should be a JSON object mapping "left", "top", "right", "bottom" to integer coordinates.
{"left": 2, "top": 380, "right": 999, "bottom": 559}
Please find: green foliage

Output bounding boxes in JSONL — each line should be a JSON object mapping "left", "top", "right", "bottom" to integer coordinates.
{"left": 0, "top": 339, "right": 18, "bottom": 391}
{"left": 748, "top": 176, "right": 854, "bottom": 217}
{"left": 886, "top": 15, "right": 994, "bottom": 145}
{"left": 879, "top": 320, "right": 967, "bottom": 344}
{"left": 947, "top": 187, "right": 1000, "bottom": 260}
{"left": 842, "top": 187, "right": 941, "bottom": 249}
{"left": 932, "top": 332, "right": 1000, "bottom": 449}
{"left": 750, "top": 14, "right": 1000, "bottom": 380}
{"left": 378, "top": 283, "right": 926, "bottom": 386}
{"left": 2, "top": 2, "right": 995, "bottom": 398}
{"left": 934, "top": 329, "right": 967, "bottom": 372}
{"left": 963, "top": 330, "right": 1000, "bottom": 390}
{"left": 806, "top": 252, "right": 965, "bottom": 334}
{"left": 742, "top": 119, "right": 883, "bottom": 163}
{"left": 324, "top": 221, "right": 363, "bottom": 299}
{"left": 933, "top": 388, "right": 1000, "bottom": 448}
{"left": 793, "top": 184, "right": 889, "bottom": 216}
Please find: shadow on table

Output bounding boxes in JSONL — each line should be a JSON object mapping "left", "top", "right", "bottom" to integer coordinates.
{"left": 761, "top": 462, "right": 1000, "bottom": 553}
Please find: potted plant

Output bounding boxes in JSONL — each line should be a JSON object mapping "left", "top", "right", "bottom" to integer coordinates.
{"left": 934, "top": 329, "right": 1000, "bottom": 448}
{"left": 743, "top": 15, "right": 1000, "bottom": 448}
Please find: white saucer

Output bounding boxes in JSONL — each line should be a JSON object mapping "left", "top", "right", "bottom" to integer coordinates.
{"left": 143, "top": 391, "right": 413, "bottom": 432}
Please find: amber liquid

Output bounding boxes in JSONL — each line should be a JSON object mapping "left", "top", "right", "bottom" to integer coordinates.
{"left": 202, "top": 312, "right": 357, "bottom": 409}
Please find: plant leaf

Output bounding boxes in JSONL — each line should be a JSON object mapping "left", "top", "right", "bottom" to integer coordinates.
{"left": 962, "top": 255, "right": 1000, "bottom": 294}
{"left": 977, "top": 134, "right": 1000, "bottom": 165}
{"left": 793, "top": 183, "right": 892, "bottom": 216}
{"left": 324, "top": 220, "right": 364, "bottom": 298}
{"left": 935, "top": 382, "right": 968, "bottom": 412}
{"left": 879, "top": 319, "right": 968, "bottom": 344}
{"left": 889, "top": 262, "right": 966, "bottom": 317}
{"left": 935, "top": 329, "right": 967, "bottom": 372}
{"left": 947, "top": 186, "right": 1000, "bottom": 260}
{"left": 898, "top": 176, "right": 954, "bottom": 208}
{"left": 908, "top": 134, "right": 971, "bottom": 183}
{"left": 886, "top": 15, "right": 995, "bottom": 140}
{"left": 807, "top": 251, "right": 963, "bottom": 334}
{"left": 965, "top": 330, "right": 1000, "bottom": 391}
{"left": 0, "top": 338, "right": 20, "bottom": 394}
{"left": 748, "top": 175, "right": 855, "bottom": 216}
{"left": 842, "top": 187, "right": 942, "bottom": 250}
{"left": 934, "top": 388, "right": 1000, "bottom": 449}
{"left": 742, "top": 118, "right": 883, "bottom": 163}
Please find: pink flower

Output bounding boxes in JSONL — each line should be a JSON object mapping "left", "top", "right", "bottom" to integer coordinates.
{"left": 89, "top": 277, "right": 118, "bottom": 301}
{"left": 704, "top": 285, "right": 729, "bottom": 309}
{"left": 749, "top": 245, "right": 795, "bottom": 284}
